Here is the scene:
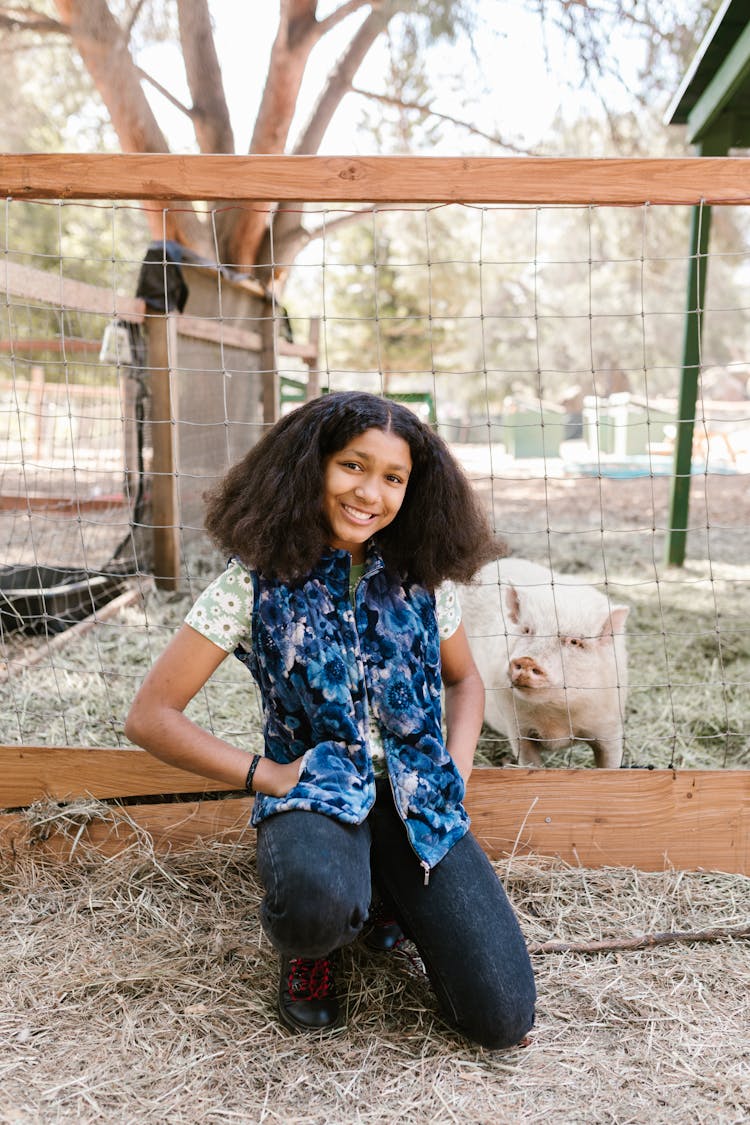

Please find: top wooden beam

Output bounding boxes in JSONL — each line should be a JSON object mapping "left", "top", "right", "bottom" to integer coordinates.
{"left": 0, "top": 154, "right": 749, "bottom": 205}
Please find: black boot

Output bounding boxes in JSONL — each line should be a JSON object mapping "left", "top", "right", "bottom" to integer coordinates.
{"left": 277, "top": 955, "right": 340, "bottom": 1032}
{"left": 363, "top": 900, "right": 404, "bottom": 952}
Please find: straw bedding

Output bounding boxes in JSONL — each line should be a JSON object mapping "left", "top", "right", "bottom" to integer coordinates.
{"left": 1, "top": 828, "right": 748, "bottom": 1124}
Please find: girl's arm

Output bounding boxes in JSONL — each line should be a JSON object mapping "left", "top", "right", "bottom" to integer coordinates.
{"left": 124, "top": 623, "right": 301, "bottom": 797}
{"left": 440, "top": 621, "right": 485, "bottom": 785}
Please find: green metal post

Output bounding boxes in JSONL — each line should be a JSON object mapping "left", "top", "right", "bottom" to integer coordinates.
{"left": 664, "top": 199, "right": 713, "bottom": 567}
{"left": 664, "top": 120, "right": 735, "bottom": 566}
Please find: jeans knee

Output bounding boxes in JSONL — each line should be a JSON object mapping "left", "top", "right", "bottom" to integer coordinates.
{"left": 462, "top": 1000, "right": 535, "bottom": 1050}
{"left": 262, "top": 880, "right": 368, "bottom": 957}
{"left": 443, "top": 962, "right": 536, "bottom": 1050}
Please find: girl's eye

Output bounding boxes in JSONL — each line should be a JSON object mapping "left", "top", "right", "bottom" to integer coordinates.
{"left": 386, "top": 474, "right": 404, "bottom": 485}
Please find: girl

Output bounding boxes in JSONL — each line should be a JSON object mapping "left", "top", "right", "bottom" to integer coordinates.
{"left": 125, "top": 391, "right": 536, "bottom": 1047}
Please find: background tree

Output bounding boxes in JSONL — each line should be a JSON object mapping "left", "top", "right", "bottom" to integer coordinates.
{"left": 0, "top": 0, "right": 719, "bottom": 288}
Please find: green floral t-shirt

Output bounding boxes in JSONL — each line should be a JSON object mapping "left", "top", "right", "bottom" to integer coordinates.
{"left": 186, "top": 558, "right": 461, "bottom": 652}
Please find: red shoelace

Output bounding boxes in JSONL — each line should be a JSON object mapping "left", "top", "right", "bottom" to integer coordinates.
{"left": 287, "top": 957, "right": 333, "bottom": 1001}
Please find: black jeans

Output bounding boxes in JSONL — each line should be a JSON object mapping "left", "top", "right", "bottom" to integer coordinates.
{"left": 256, "top": 780, "right": 536, "bottom": 1049}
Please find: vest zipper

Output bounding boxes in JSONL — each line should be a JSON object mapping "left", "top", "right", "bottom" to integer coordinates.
{"left": 384, "top": 768, "right": 432, "bottom": 887}
{"left": 354, "top": 563, "right": 432, "bottom": 889}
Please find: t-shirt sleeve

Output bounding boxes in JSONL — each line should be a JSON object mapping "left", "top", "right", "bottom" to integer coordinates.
{"left": 184, "top": 559, "right": 255, "bottom": 652}
{"left": 435, "top": 579, "right": 462, "bottom": 640}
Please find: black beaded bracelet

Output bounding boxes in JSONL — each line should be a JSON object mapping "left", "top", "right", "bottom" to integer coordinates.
{"left": 245, "top": 754, "right": 262, "bottom": 793}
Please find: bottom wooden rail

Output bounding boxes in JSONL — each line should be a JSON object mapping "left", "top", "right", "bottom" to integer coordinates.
{"left": 466, "top": 767, "right": 748, "bottom": 874}
{"left": 0, "top": 796, "right": 255, "bottom": 861}
{"left": 0, "top": 747, "right": 747, "bottom": 872}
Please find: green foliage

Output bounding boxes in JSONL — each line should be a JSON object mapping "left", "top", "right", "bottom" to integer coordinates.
{"left": 400, "top": 0, "right": 477, "bottom": 42}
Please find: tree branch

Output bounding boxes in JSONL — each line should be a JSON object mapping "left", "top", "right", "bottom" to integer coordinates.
{"left": 529, "top": 924, "right": 750, "bottom": 955}
{"left": 135, "top": 66, "right": 194, "bottom": 120}
{"left": 54, "top": 0, "right": 169, "bottom": 152}
{"left": 351, "top": 84, "right": 531, "bottom": 153}
{"left": 293, "top": 3, "right": 393, "bottom": 155}
{"left": 316, "top": 0, "right": 374, "bottom": 36}
{"left": 249, "top": 0, "right": 321, "bottom": 155}
{"left": 177, "top": 0, "right": 234, "bottom": 154}
{"left": 0, "top": 5, "right": 67, "bottom": 33}
{"left": 263, "top": 5, "right": 396, "bottom": 273}
{"left": 219, "top": 0, "right": 337, "bottom": 268}
{"left": 123, "top": 0, "right": 146, "bottom": 40}
{"left": 272, "top": 204, "right": 377, "bottom": 268}
{"left": 52, "top": 0, "right": 206, "bottom": 252}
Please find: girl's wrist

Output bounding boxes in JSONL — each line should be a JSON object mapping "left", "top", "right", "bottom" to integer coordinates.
{"left": 244, "top": 754, "right": 262, "bottom": 792}
{"left": 246, "top": 755, "right": 301, "bottom": 798}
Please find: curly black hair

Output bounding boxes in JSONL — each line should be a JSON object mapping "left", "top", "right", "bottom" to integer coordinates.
{"left": 204, "top": 391, "right": 495, "bottom": 588}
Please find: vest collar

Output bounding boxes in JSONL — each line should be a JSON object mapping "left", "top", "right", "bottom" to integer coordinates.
{"left": 311, "top": 543, "right": 384, "bottom": 596}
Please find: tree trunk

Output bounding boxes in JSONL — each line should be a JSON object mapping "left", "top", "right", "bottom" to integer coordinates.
{"left": 256, "top": 3, "right": 394, "bottom": 280}
{"left": 177, "top": 0, "right": 234, "bottom": 155}
{"left": 52, "top": 0, "right": 399, "bottom": 275}
{"left": 54, "top": 0, "right": 206, "bottom": 251}
{"left": 215, "top": 0, "right": 324, "bottom": 270}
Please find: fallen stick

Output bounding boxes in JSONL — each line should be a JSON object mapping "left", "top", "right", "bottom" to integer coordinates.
{"left": 529, "top": 924, "right": 750, "bottom": 955}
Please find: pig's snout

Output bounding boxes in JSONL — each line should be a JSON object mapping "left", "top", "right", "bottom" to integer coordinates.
{"left": 509, "top": 655, "right": 547, "bottom": 689}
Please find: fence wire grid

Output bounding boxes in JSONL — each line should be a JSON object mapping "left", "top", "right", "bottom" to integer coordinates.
{"left": 1, "top": 196, "right": 749, "bottom": 771}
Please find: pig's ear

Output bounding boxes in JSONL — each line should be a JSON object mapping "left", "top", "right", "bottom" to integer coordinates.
{"left": 599, "top": 605, "right": 629, "bottom": 636}
{"left": 504, "top": 584, "right": 521, "bottom": 624}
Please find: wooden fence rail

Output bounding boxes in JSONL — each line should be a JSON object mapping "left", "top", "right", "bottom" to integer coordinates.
{"left": 1, "top": 154, "right": 750, "bottom": 204}
{"left": 1, "top": 746, "right": 747, "bottom": 874}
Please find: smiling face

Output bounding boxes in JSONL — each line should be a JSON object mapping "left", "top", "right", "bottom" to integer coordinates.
{"left": 322, "top": 427, "right": 412, "bottom": 563}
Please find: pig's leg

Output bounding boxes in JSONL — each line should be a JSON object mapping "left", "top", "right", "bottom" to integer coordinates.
{"left": 591, "top": 736, "right": 623, "bottom": 769}
{"left": 517, "top": 735, "right": 544, "bottom": 768}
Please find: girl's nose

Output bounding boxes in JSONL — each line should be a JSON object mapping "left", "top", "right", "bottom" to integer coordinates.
{"left": 354, "top": 478, "right": 378, "bottom": 502}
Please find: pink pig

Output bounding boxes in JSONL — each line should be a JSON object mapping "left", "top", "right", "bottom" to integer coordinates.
{"left": 460, "top": 558, "right": 629, "bottom": 768}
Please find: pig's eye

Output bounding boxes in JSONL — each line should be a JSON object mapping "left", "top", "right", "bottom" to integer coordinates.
{"left": 564, "top": 636, "right": 585, "bottom": 648}
{"left": 521, "top": 625, "right": 532, "bottom": 634}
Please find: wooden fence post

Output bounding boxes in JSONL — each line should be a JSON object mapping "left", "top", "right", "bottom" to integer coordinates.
{"left": 144, "top": 313, "right": 180, "bottom": 590}
{"left": 261, "top": 302, "right": 279, "bottom": 426}
{"left": 304, "top": 317, "right": 321, "bottom": 400}
{"left": 30, "top": 365, "right": 45, "bottom": 460}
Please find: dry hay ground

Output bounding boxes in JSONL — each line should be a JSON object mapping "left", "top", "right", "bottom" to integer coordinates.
{"left": 1, "top": 830, "right": 749, "bottom": 1125}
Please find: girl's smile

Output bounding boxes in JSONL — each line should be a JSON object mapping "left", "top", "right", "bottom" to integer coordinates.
{"left": 322, "top": 427, "right": 412, "bottom": 563}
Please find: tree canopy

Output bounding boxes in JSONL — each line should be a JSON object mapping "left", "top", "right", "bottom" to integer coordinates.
{"left": 0, "top": 0, "right": 719, "bottom": 278}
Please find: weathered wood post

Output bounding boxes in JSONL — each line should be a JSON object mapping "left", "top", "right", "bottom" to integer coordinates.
{"left": 143, "top": 312, "right": 181, "bottom": 590}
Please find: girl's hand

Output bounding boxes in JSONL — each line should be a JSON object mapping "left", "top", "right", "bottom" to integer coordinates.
{"left": 253, "top": 756, "right": 303, "bottom": 798}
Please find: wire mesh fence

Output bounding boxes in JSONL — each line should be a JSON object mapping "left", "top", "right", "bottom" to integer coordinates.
{"left": 1, "top": 168, "right": 748, "bottom": 775}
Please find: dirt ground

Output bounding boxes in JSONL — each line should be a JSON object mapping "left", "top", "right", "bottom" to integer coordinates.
{"left": 3, "top": 456, "right": 747, "bottom": 575}
{"left": 462, "top": 462, "right": 750, "bottom": 571}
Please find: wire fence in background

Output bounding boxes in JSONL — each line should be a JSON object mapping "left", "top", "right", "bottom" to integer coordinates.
{"left": 0, "top": 177, "right": 748, "bottom": 772}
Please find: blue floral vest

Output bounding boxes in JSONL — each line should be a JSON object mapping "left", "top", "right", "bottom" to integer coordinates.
{"left": 235, "top": 547, "right": 469, "bottom": 874}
